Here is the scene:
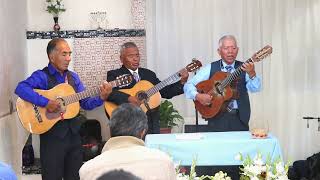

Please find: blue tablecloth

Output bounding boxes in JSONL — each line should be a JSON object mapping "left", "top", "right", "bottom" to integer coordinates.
{"left": 145, "top": 131, "right": 283, "bottom": 166}
{"left": 0, "top": 162, "right": 17, "bottom": 180}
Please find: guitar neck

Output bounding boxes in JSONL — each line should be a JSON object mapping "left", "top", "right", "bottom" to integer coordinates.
{"left": 220, "top": 58, "right": 254, "bottom": 89}
{"left": 145, "top": 70, "right": 182, "bottom": 98}
{"left": 64, "top": 81, "right": 119, "bottom": 105}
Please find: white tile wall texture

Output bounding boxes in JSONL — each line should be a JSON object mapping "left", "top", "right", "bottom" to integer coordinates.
{"left": 73, "top": 37, "right": 146, "bottom": 88}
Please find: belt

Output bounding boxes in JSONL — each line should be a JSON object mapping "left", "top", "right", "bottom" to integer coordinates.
{"left": 227, "top": 109, "right": 239, "bottom": 114}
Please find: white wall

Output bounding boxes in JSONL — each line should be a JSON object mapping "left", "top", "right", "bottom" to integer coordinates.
{"left": 27, "top": 0, "right": 133, "bottom": 31}
{"left": 0, "top": 0, "right": 28, "bottom": 177}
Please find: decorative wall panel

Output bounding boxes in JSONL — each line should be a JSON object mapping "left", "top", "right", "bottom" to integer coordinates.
{"left": 131, "top": 0, "right": 146, "bottom": 29}
{"left": 73, "top": 37, "right": 146, "bottom": 88}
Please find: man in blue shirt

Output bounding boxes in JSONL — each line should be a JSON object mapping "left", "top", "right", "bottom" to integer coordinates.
{"left": 15, "top": 38, "right": 112, "bottom": 180}
{"left": 184, "top": 35, "right": 261, "bottom": 131}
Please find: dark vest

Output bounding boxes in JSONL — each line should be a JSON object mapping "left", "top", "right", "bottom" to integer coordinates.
{"left": 41, "top": 67, "right": 82, "bottom": 139}
{"left": 209, "top": 60, "right": 251, "bottom": 124}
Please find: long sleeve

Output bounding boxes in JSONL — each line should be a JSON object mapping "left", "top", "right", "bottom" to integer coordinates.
{"left": 183, "top": 64, "right": 211, "bottom": 100}
{"left": 151, "top": 71, "right": 185, "bottom": 99}
{"left": 72, "top": 73, "right": 104, "bottom": 110}
{"left": 106, "top": 69, "right": 131, "bottom": 105}
{"left": 15, "top": 67, "right": 104, "bottom": 110}
{"left": 245, "top": 73, "right": 261, "bottom": 92}
{"left": 15, "top": 70, "right": 50, "bottom": 107}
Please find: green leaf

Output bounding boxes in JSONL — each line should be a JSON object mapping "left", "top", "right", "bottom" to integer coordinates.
{"left": 159, "top": 100, "right": 184, "bottom": 128}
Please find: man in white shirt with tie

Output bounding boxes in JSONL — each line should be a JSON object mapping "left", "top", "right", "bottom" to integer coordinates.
{"left": 184, "top": 35, "right": 261, "bottom": 131}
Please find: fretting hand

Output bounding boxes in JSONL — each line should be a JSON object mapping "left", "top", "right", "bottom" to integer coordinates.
{"left": 241, "top": 62, "right": 256, "bottom": 79}
{"left": 100, "top": 82, "right": 113, "bottom": 100}
{"left": 179, "top": 69, "right": 189, "bottom": 84}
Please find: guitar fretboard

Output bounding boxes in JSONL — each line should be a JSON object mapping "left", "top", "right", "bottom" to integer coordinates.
{"left": 64, "top": 81, "right": 119, "bottom": 105}
{"left": 218, "top": 58, "right": 254, "bottom": 90}
{"left": 145, "top": 71, "right": 182, "bottom": 98}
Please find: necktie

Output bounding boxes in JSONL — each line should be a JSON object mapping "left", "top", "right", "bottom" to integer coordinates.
{"left": 225, "top": 65, "right": 236, "bottom": 110}
{"left": 225, "top": 65, "right": 233, "bottom": 73}
{"left": 132, "top": 72, "right": 140, "bottom": 82}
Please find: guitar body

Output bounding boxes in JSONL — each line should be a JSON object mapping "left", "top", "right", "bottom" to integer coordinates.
{"left": 16, "top": 83, "right": 80, "bottom": 134}
{"left": 104, "top": 80, "right": 161, "bottom": 117}
{"left": 195, "top": 71, "right": 233, "bottom": 119}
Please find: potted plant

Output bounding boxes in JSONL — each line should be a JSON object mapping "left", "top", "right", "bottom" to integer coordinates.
{"left": 159, "top": 100, "right": 184, "bottom": 134}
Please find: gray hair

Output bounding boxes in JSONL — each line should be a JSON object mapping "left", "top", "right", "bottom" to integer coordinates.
{"left": 120, "top": 42, "right": 138, "bottom": 56}
{"left": 97, "top": 169, "right": 141, "bottom": 180}
{"left": 108, "top": 103, "right": 148, "bottom": 138}
{"left": 218, "top": 35, "right": 238, "bottom": 48}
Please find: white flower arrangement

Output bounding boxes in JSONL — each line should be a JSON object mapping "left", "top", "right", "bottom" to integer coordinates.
{"left": 45, "top": 0, "right": 66, "bottom": 16}
{"left": 175, "top": 158, "right": 231, "bottom": 180}
{"left": 236, "top": 152, "right": 290, "bottom": 180}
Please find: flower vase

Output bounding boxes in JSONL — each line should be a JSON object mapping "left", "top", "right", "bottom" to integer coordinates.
{"left": 53, "top": 16, "right": 60, "bottom": 32}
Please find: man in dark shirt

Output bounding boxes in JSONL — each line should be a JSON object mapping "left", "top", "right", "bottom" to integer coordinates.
{"left": 15, "top": 38, "right": 112, "bottom": 180}
{"left": 106, "top": 42, "right": 189, "bottom": 134}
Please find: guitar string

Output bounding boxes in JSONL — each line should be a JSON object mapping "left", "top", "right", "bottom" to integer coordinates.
{"left": 145, "top": 72, "right": 180, "bottom": 98}
{"left": 144, "top": 63, "right": 200, "bottom": 98}
{"left": 63, "top": 79, "right": 122, "bottom": 105}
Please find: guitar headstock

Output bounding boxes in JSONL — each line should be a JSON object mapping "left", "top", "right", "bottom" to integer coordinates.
{"left": 186, "top": 58, "right": 202, "bottom": 72}
{"left": 113, "top": 74, "right": 133, "bottom": 88}
{"left": 252, "top": 45, "right": 273, "bottom": 62}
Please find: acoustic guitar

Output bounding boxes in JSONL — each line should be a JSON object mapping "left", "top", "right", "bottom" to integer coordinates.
{"left": 104, "top": 59, "right": 202, "bottom": 117}
{"left": 16, "top": 74, "right": 132, "bottom": 134}
{"left": 194, "top": 45, "right": 273, "bottom": 119}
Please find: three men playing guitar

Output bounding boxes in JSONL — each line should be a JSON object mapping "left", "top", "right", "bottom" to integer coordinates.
{"left": 15, "top": 35, "right": 268, "bottom": 180}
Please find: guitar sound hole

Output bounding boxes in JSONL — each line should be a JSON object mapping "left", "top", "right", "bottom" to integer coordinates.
{"left": 136, "top": 92, "right": 148, "bottom": 101}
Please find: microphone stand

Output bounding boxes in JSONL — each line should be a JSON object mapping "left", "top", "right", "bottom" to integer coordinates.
{"left": 303, "top": 116, "right": 320, "bottom": 131}
{"left": 195, "top": 104, "right": 199, "bottom": 132}
{"left": 194, "top": 69, "right": 199, "bottom": 132}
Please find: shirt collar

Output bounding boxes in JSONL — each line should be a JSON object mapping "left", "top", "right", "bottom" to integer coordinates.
{"left": 48, "top": 63, "right": 68, "bottom": 76}
{"left": 127, "top": 68, "right": 139, "bottom": 75}
{"left": 102, "top": 136, "right": 145, "bottom": 152}
{"left": 221, "top": 60, "right": 235, "bottom": 70}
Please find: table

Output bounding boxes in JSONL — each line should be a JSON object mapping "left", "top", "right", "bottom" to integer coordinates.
{"left": 145, "top": 131, "right": 282, "bottom": 166}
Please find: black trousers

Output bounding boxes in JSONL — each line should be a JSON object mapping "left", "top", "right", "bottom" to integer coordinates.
{"left": 40, "top": 130, "right": 83, "bottom": 180}
{"left": 207, "top": 110, "right": 249, "bottom": 132}
{"left": 146, "top": 107, "right": 160, "bottom": 134}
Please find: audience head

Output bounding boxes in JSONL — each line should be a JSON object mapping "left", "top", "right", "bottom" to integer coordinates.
{"left": 97, "top": 169, "right": 141, "bottom": 180}
{"left": 109, "top": 103, "right": 148, "bottom": 139}
{"left": 46, "top": 38, "right": 72, "bottom": 74}
{"left": 217, "top": 35, "right": 239, "bottom": 65}
{"left": 120, "top": 42, "right": 140, "bottom": 71}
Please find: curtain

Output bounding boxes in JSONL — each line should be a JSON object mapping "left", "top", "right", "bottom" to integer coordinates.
{"left": 146, "top": 0, "right": 320, "bottom": 162}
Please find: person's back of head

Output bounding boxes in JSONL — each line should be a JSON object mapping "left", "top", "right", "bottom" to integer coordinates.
{"left": 97, "top": 169, "right": 141, "bottom": 180}
{"left": 109, "top": 103, "right": 148, "bottom": 139}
